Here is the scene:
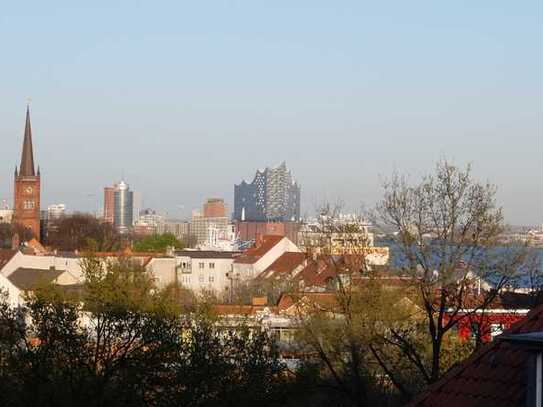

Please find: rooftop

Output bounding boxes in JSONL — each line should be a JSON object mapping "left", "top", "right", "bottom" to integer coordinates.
{"left": 234, "top": 235, "right": 284, "bottom": 264}
{"left": 410, "top": 302, "right": 543, "bottom": 406}
{"left": 8, "top": 267, "right": 63, "bottom": 291}
{"left": 0, "top": 250, "right": 17, "bottom": 269}
{"left": 259, "top": 252, "right": 307, "bottom": 279}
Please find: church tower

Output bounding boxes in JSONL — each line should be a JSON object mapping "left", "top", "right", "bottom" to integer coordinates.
{"left": 13, "top": 105, "right": 41, "bottom": 241}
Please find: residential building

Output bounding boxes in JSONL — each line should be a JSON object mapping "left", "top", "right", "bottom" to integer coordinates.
{"left": 232, "top": 235, "right": 300, "bottom": 280}
{"left": 171, "top": 250, "right": 241, "bottom": 297}
{"left": 203, "top": 198, "right": 227, "bottom": 218}
{"left": 13, "top": 105, "right": 41, "bottom": 241}
{"left": 234, "top": 162, "right": 300, "bottom": 223}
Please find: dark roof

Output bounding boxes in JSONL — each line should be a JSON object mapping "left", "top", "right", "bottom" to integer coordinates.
{"left": 410, "top": 302, "right": 543, "bottom": 406}
{"left": 19, "top": 105, "right": 36, "bottom": 177}
{"left": 234, "top": 235, "right": 284, "bottom": 264}
{"left": 0, "top": 250, "right": 17, "bottom": 269}
{"left": 7, "top": 267, "right": 63, "bottom": 291}
{"left": 174, "top": 250, "right": 241, "bottom": 259}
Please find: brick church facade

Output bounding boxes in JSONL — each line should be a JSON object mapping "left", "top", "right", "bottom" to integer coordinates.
{"left": 12, "top": 106, "right": 41, "bottom": 241}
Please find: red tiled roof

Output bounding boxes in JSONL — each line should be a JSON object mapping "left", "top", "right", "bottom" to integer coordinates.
{"left": 410, "top": 302, "right": 543, "bottom": 406}
{"left": 294, "top": 258, "right": 339, "bottom": 287}
{"left": 276, "top": 292, "right": 340, "bottom": 314}
{"left": 0, "top": 250, "right": 17, "bottom": 269}
{"left": 234, "top": 235, "right": 284, "bottom": 264}
{"left": 259, "top": 252, "right": 307, "bottom": 279}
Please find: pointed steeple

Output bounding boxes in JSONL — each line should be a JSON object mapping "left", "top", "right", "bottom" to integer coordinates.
{"left": 19, "top": 104, "right": 36, "bottom": 177}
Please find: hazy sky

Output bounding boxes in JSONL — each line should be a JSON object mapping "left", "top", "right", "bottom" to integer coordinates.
{"left": 1, "top": 1, "right": 542, "bottom": 225}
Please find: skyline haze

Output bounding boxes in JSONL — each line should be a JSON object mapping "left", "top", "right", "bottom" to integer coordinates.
{"left": 1, "top": 1, "right": 542, "bottom": 225}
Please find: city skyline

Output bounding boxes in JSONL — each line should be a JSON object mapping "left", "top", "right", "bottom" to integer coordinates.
{"left": 1, "top": 2, "right": 543, "bottom": 225}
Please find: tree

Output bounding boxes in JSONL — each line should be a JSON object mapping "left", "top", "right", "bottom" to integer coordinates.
{"left": 46, "top": 213, "right": 120, "bottom": 252}
{"left": 372, "top": 160, "right": 532, "bottom": 386}
{"left": 0, "top": 257, "right": 291, "bottom": 406}
{"left": 0, "top": 223, "right": 34, "bottom": 248}
{"left": 132, "top": 233, "right": 184, "bottom": 253}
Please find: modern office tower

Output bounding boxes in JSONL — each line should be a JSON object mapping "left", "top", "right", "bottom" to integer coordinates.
{"left": 103, "top": 186, "right": 115, "bottom": 223}
{"left": 203, "top": 198, "right": 227, "bottom": 218}
{"left": 234, "top": 162, "right": 300, "bottom": 222}
{"left": 13, "top": 105, "right": 41, "bottom": 241}
{"left": 113, "top": 180, "right": 134, "bottom": 234}
{"left": 47, "top": 204, "right": 66, "bottom": 221}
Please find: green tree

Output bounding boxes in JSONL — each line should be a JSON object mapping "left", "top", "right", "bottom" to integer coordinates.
{"left": 0, "top": 257, "right": 290, "bottom": 407}
{"left": 133, "top": 233, "right": 184, "bottom": 253}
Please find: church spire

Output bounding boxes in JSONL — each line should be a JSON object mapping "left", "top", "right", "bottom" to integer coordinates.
{"left": 19, "top": 104, "right": 36, "bottom": 177}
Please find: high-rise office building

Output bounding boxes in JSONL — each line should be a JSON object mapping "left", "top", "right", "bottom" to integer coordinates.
{"left": 234, "top": 162, "right": 300, "bottom": 222}
{"left": 103, "top": 181, "right": 134, "bottom": 233}
{"left": 203, "top": 198, "right": 227, "bottom": 218}
{"left": 113, "top": 180, "right": 133, "bottom": 234}
{"left": 103, "top": 186, "right": 115, "bottom": 223}
{"left": 47, "top": 204, "right": 66, "bottom": 221}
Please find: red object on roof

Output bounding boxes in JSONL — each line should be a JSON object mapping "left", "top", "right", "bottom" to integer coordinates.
{"left": 234, "top": 235, "right": 284, "bottom": 264}
{"left": 410, "top": 302, "right": 543, "bottom": 406}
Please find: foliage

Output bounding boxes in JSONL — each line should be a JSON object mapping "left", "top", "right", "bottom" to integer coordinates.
{"left": 0, "top": 222, "right": 34, "bottom": 248}
{"left": 46, "top": 213, "right": 120, "bottom": 252}
{"left": 0, "top": 258, "right": 290, "bottom": 407}
{"left": 133, "top": 233, "right": 184, "bottom": 253}
{"left": 371, "top": 160, "right": 535, "bottom": 388}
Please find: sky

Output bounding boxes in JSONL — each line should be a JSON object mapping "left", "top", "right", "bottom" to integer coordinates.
{"left": 1, "top": 1, "right": 542, "bottom": 225}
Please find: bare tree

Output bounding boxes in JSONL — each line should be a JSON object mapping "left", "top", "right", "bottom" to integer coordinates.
{"left": 372, "top": 159, "right": 532, "bottom": 384}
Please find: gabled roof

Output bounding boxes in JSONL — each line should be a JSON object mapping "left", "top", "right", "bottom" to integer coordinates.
{"left": 234, "top": 235, "right": 284, "bottom": 264}
{"left": 7, "top": 267, "right": 63, "bottom": 291}
{"left": 259, "top": 252, "right": 307, "bottom": 279}
{"left": 0, "top": 250, "right": 18, "bottom": 270}
{"left": 294, "top": 258, "right": 339, "bottom": 287}
{"left": 410, "top": 302, "right": 543, "bottom": 406}
{"left": 276, "top": 292, "right": 340, "bottom": 314}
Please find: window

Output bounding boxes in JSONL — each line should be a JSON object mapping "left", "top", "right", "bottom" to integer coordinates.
{"left": 199, "top": 275, "right": 204, "bottom": 283}
{"left": 209, "top": 262, "right": 215, "bottom": 269}
{"left": 23, "top": 201, "right": 35, "bottom": 210}
{"left": 209, "top": 276, "right": 214, "bottom": 283}
{"left": 199, "top": 262, "right": 205, "bottom": 269}
{"left": 490, "top": 323, "right": 504, "bottom": 339}
{"left": 183, "top": 276, "right": 191, "bottom": 284}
